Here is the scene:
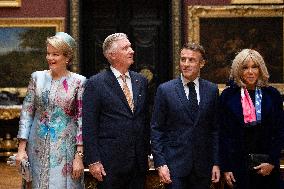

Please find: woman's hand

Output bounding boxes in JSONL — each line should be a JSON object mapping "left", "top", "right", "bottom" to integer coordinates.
{"left": 72, "top": 155, "right": 84, "bottom": 180}
{"left": 254, "top": 163, "right": 274, "bottom": 176}
{"left": 224, "top": 172, "right": 236, "bottom": 188}
{"left": 157, "top": 165, "right": 172, "bottom": 184}
{"left": 15, "top": 150, "right": 28, "bottom": 167}
{"left": 16, "top": 139, "right": 28, "bottom": 167}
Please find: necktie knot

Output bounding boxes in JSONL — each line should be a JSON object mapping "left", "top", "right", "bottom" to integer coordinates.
{"left": 121, "top": 74, "right": 127, "bottom": 82}
{"left": 187, "top": 82, "right": 195, "bottom": 89}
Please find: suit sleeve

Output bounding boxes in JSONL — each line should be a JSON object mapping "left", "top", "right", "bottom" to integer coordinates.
{"left": 17, "top": 73, "right": 36, "bottom": 140}
{"left": 82, "top": 78, "right": 101, "bottom": 166}
{"left": 150, "top": 85, "right": 168, "bottom": 168}
{"left": 219, "top": 90, "right": 233, "bottom": 172}
{"left": 268, "top": 89, "right": 284, "bottom": 166}
{"left": 211, "top": 86, "right": 220, "bottom": 165}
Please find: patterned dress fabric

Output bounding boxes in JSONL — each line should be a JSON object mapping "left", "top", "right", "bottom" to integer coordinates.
{"left": 17, "top": 70, "right": 86, "bottom": 189}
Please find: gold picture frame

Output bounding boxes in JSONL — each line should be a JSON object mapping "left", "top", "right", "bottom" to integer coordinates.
{"left": 187, "top": 5, "right": 284, "bottom": 94}
{"left": 0, "top": 0, "right": 21, "bottom": 7}
{"left": 231, "top": 0, "right": 283, "bottom": 4}
{"left": 0, "top": 18, "right": 64, "bottom": 98}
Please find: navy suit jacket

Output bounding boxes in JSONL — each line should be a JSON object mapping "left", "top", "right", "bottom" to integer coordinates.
{"left": 219, "top": 85, "right": 284, "bottom": 184}
{"left": 82, "top": 69, "right": 149, "bottom": 174}
{"left": 151, "top": 77, "right": 219, "bottom": 177}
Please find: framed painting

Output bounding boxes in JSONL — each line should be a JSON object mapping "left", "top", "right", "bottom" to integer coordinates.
{"left": 0, "top": 0, "right": 21, "bottom": 7}
{"left": 0, "top": 18, "right": 64, "bottom": 99}
{"left": 187, "top": 5, "right": 284, "bottom": 94}
{"left": 231, "top": 0, "right": 284, "bottom": 4}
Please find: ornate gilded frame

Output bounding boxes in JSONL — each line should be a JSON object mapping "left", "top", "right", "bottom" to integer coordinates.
{"left": 231, "top": 0, "right": 283, "bottom": 4}
{"left": 0, "top": 18, "right": 64, "bottom": 97}
{"left": 69, "top": 0, "right": 182, "bottom": 77}
{"left": 187, "top": 5, "right": 284, "bottom": 94}
{"left": 0, "top": 0, "right": 21, "bottom": 7}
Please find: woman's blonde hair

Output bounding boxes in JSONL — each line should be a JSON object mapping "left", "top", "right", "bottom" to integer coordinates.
{"left": 46, "top": 36, "right": 75, "bottom": 65}
{"left": 230, "top": 49, "right": 269, "bottom": 87}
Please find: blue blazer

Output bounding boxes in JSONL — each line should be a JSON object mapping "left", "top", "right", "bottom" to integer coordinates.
{"left": 82, "top": 69, "right": 149, "bottom": 173}
{"left": 219, "top": 85, "right": 284, "bottom": 186}
{"left": 151, "top": 77, "right": 219, "bottom": 177}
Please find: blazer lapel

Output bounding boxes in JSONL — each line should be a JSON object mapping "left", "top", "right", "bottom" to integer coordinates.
{"left": 174, "top": 77, "right": 194, "bottom": 123}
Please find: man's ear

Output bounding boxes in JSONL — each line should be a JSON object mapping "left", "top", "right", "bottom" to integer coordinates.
{"left": 109, "top": 52, "right": 116, "bottom": 60}
{"left": 200, "top": 59, "right": 205, "bottom": 68}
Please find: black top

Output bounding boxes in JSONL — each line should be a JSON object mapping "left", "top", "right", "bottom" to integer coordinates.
{"left": 243, "top": 89, "right": 264, "bottom": 154}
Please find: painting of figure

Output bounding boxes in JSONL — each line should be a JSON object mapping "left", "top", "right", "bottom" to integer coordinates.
{"left": 199, "top": 17, "right": 283, "bottom": 84}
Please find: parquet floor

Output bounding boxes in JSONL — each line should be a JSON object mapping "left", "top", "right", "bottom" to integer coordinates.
{"left": 0, "top": 162, "right": 21, "bottom": 189}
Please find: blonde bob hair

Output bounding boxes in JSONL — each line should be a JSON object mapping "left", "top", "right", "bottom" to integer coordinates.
{"left": 230, "top": 49, "right": 269, "bottom": 87}
{"left": 46, "top": 36, "right": 75, "bottom": 65}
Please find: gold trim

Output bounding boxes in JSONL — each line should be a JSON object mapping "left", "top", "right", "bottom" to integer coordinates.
{"left": 188, "top": 5, "right": 284, "bottom": 94}
{"left": 0, "top": 87, "right": 26, "bottom": 97}
{"left": 0, "top": 18, "right": 64, "bottom": 94}
{"left": 69, "top": 0, "right": 80, "bottom": 73}
{"left": 231, "top": 0, "right": 283, "bottom": 4}
{"left": 172, "top": 0, "right": 182, "bottom": 77}
{"left": 0, "top": 17, "right": 65, "bottom": 31}
{"left": 0, "top": 0, "right": 21, "bottom": 7}
{"left": 0, "top": 105, "right": 21, "bottom": 120}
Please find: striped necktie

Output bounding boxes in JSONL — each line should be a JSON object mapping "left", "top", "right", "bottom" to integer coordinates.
{"left": 121, "top": 75, "right": 134, "bottom": 112}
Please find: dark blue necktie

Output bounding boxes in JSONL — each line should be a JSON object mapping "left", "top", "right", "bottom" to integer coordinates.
{"left": 187, "top": 82, "right": 198, "bottom": 121}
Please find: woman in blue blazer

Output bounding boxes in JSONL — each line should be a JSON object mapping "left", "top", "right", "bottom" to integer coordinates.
{"left": 220, "top": 49, "right": 284, "bottom": 189}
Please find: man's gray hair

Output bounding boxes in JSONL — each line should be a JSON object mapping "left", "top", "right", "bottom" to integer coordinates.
{"left": 102, "top": 33, "right": 128, "bottom": 58}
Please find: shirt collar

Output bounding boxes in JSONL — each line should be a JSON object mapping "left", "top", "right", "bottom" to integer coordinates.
{"left": 110, "top": 66, "right": 130, "bottom": 79}
{"left": 180, "top": 73, "right": 199, "bottom": 87}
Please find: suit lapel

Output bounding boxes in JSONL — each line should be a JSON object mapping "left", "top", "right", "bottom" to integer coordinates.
{"left": 196, "top": 79, "right": 205, "bottom": 124}
{"left": 174, "top": 77, "right": 194, "bottom": 123}
{"left": 104, "top": 69, "right": 130, "bottom": 109}
{"left": 130, "top": 71, "right": 140, "bottom": 113}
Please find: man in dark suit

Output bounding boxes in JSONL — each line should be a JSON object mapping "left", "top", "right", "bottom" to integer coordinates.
{"left": 82, "top": 33, "right": 149, "bottom": 189}
{"left": 151, "top": 42, "right": 220, "bottom": 189}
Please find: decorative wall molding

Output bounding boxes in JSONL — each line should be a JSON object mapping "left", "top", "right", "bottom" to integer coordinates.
{"left": 70, "top": 0, "right": 182, "bottom": 78}
{"left": 172, "top": 0, "right": 182, "bottom": 77}
{"left": 0, "top": 0, "right": 21, "bottom": 7}
{"left": 69, "top": 0, "right": 80, "bottom": 73}
{"left": 231, "top": 0, "right": 283, "bottom": 4}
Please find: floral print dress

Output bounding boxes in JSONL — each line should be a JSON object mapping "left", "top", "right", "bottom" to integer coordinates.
{"left": 17, "top": 70, "right": 86, "bottom": 189}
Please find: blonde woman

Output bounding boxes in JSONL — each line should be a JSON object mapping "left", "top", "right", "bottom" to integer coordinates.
{"left": 220, "top": 49, "right": 284, "bottom": 189}
{"left": 16, "top": 32, "right": 85, "bottom": 189}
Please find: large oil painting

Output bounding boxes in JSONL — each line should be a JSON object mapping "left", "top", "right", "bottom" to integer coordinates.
{"left": 187, "top": 6, "right": 284, "bottom": 94}
{"left": 0, "top": 18, "right": 64, "bottom": 90}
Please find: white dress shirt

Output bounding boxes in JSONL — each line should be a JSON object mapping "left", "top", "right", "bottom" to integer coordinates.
{"left": 110, "top": 66, "right": 133, "bottom": 98}
{"left": 180, "top": 74, "right": 200, "bottom": 104}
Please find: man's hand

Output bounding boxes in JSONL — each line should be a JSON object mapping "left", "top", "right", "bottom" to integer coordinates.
{"left": 157, "top": 165, "right": 172, "bottom": 184}
{"left": 89, "top": 162, "right": 106, "bottom": 181}
{"left": 211, "top": 165, "right": 220, "bottom": 183}
{"left": 224, "top": 172, "right": 236, "bottom": 188}
{"left": 254, "top": 163, "right": 274, "bottom": 176}
{"left": 72, "top": 155, "right": 84, "bottom": 180}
